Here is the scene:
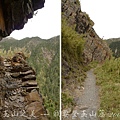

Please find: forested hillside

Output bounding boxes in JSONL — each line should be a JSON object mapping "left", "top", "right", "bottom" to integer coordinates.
{"left": 95, "top": 57, "right": 120, "bottom": 119}
{"left": 0, "top": 36, "right": 60, "bottom": 120}
{"left": 106, "top": 38, "right": 120, "bottom": 58}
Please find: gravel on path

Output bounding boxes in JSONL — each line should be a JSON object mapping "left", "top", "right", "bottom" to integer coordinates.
{"left": 62, "top": 69, "right": 100, "bottom": 120}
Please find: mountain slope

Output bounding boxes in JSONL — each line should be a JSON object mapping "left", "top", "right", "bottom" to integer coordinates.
{"left": 0, "top": 53, "right": 48, "bottom": 120}
{"left": 106, "top": 38, "right": 120, "bottom": 45}
{"left": 0, "top": 36, "right": 60, "bottom": 120}
{"left": 62, "top": 0, "right": 111, "bottom": 110}
{"left": 94, "top": 57, "right": 120, "bottom": 120}
{"left": 106, "top": 38, "right": 120, "bottom": 58}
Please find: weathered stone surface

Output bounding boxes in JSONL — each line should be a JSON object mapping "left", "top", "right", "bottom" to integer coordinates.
{"left": 25, "top": 90, "right": 42, "bottom": 102}
{"left": 0, "top": 53, "right": 48, "bottom": 120}
{"left": 25, "top": 101, "right": 48, "bottom": 120}
{"left": 22, "top": 80, "right": 37, "bottom": 87}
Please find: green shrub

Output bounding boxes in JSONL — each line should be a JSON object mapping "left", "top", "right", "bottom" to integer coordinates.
{"left": 62, "top": 92, "right": 74, "bottom": 109}
{"left": 95, "top": 57, "right": 120, "bottom": 119}
{"left": 62, "top": 18, "right": 85, "bottom": 63}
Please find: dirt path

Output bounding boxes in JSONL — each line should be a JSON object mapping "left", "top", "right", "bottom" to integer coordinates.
{"left": 62, "top": 69, "right": 99, "bottom": 120}
{"left": 77, "top": 69, "right": 99, "bottom": 120}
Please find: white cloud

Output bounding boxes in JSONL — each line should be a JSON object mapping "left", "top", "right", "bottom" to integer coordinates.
{"left": 10, "top": 0, "right": 61, "bottom": 40}
{"left": 80, "top": 0, "right": 120, "bottom": 39}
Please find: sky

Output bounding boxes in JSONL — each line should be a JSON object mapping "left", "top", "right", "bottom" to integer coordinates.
{"left": 80, "top": 0, "right": 120, "bottom": 39}
{"left": 10, "top": 0, "right": 61, "bottom": 40}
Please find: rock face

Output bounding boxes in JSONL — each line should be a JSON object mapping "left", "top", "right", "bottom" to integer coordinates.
{"left": 0, "top": 0, "right": 45, "bottom": 40}
{"left": 0, "top": 53, "right": 48, "bottom": 120}
{"left": 62, "top": 0, "right": 111, "bottom": 64}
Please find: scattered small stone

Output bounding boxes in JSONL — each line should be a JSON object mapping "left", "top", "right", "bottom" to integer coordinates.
{"left": 79, "top": 105, "right": 88, "bottom": 110}
{"left": 17, "top": 96, "right": 24, "bottom": 103}
{"left": 77, "top": 86, "right": 80, "bottom": 90}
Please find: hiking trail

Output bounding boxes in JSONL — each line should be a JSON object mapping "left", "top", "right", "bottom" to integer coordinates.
{"left": 62, "top": 69, "right": 100, "bottom": 120}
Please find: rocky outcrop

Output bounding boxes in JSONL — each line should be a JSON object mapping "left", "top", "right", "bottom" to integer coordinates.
{"left": 83, "top": 34, "right": 111, "bottom": 63}
{"left": 0, "top": 53, "right": 48, "bottom": 120}
{"left": 62, "top": 0, "right": 111, "bottom": 64}
{"left": 0, "top": 0, "right": 45, "bottom": 40}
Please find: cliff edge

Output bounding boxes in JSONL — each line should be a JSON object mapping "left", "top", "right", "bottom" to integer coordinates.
{"left": 62, "top": 0, "right": 111, "bottom": 64}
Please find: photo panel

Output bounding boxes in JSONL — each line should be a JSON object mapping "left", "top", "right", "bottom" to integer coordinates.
{"left": 0, "top": 0, "right": 60, "bottom": 120}
{"left": 62, "top": 0, "right": 119, "bottom": 120}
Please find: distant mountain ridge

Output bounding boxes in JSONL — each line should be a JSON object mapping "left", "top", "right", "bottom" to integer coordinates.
{"left": 0, "top": 36, "right": 59, "bottom": 50}
{"left": 106, "top": 38, "right": 120, "bottom": 58}
{"left": 106, "top": 38, "right": 120, "bottom": 45}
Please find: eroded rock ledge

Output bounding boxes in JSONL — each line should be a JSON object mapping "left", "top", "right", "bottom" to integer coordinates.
{"left": 0, "top": 0, "right": 45, "bottom": 40}
{"left": 0, "top": 53, "right": 48, "bottom": 120}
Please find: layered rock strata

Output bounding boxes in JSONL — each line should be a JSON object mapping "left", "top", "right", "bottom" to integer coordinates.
{"left": 0, "top": 53, "right": 48, "bottom": 120}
